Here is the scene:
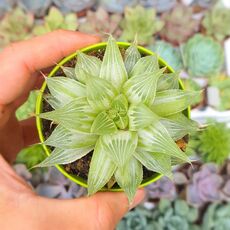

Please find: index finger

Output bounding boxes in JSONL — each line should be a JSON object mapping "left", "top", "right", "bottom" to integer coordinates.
{"left": 0, "top": 30, "right": 100, "bottom": 105}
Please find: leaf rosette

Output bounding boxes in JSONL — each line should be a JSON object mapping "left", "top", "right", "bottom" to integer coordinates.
{"left": 37, "top": 36, "right": 199, "bottom": 202}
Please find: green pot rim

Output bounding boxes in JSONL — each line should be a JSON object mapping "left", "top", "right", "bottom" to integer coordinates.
{"left": 36, "top": 41, "right": 190, "bottom": 191}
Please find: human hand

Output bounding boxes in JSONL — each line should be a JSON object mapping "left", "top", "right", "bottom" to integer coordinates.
{"left": 0, "top": 30, "right": 145, "bottom": 230}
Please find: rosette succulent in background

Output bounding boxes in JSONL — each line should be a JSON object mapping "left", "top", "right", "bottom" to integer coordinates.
{"left": 160, "top": 4, "right": 199, "bottom": 46}
{"left": 183, "top": 34, "right": 224, "bottom": 78}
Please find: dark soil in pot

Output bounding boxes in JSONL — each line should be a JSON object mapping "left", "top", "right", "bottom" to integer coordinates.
{"left": 41, "top": 46, "right": 188, "bottom": 188}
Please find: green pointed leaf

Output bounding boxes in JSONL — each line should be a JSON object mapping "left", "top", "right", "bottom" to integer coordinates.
{"left": 99, "top": 36, "right": 128, "bottom": 89}
{"left": 123, "top": 68, "right": 165, "bottom": 105}
{"left": 46, "top": 77, "right": 86, "bottom": 106}
{"left": 115, "top": 114, "right": 129, "bottom": 130}
{"left": 115, "top": 157, "right": 143, "bottom": 203}
{"left": 138, "top": 122, "right": 190, "bottom": 163}
{"left": 101, "top": 131, "right": 138, "bottom": 166}
{"left": 130, "top": 55, "right": 159, "bottom": 77}
{"left": 44, "top": 125, "right": 98, "bottom": 149}
{"left": 157, "top": 72, "right": 179, "bottom": 91}
{"left": 91, "top": 111, "right": 117, "bottom": 135}
{"left": 160, "top": 113, "right": 199, "bottom": 141}
{"left": 88, "top": 139, "right": 116, "bottom": 195}
{"left": 75, "top": 51, "right": 102, "bottom": 83}
{"left": 134, "top": 150, "right": 172, "bottom": 178}
{"left": 39, "top": 98, "right": 97, "bottom": 133}
{"left": 35, "top": 147, "right": 92, "bottom": 167}
{"left": 151, "top": 90, "right": 200, "bottom": 116}
{"left": 62, "top": 67, "right": 76, "bottom": 79}
{"left": 111, "top": 94, "right": 128, "bottom": 116}
{"left": 124, "top": 44, "right": 141, "bottom": 76}
{"left": 43, "top": 94, "right": 61, "bottom": 109}
{"left": 86, "top": 76, "right": 117, "bottom": 112}
{"left": 128, "top": 103, "right": 159, "bottom": 131}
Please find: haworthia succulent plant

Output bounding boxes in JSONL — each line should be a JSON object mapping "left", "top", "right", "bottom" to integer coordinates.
{"left": 37, "top": 36, "right": 199, "bottom": 203}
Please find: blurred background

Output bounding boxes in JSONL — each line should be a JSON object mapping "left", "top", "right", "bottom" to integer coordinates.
{"left": 1, "top": 0, "right": 230, "bottom": 229}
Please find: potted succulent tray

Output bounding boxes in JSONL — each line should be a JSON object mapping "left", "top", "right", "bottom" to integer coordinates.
{"left": 35, "top": 36, "right": 199, "bottom": 203}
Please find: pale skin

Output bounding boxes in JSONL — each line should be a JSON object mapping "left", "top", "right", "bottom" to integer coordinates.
{"left": 0, "top": 30, "right": 145, "bottom": 230}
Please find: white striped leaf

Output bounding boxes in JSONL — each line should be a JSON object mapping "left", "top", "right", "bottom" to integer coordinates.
{"left": 99, "top": 36, "right": 128, "bottom": 89}
{"left": 128, "top": 103, "right": 159, "bottom": 131}
{"left": 101, "top": 131, "right": 138, "bottom": 167}
{"left": 75, "top": 51, "right": 102, "bottom": 83}
{"left": 35, "top": 147, "right": 93, "bottom": 167}
{"left": 39, "top": 98, "right": 97, "bottom": 133}
{"left": 157, "top": 72, "right": 179, "bottom": 91}
{"left": 91, "top": 111, "right": 117, "bottom": 135}
{"left": 111, "top": 94, "right": 128, "bottom": 116}
{"left": 62, "top": 66, "right": 76, "bottom": 79}
{"left": 114, "top": 114, "right": 129, "bottom": 130}
{"left": 115, "top": 157, "right": 143, "bottom": 203}
{"left": 138, "top": 122, "right": 190, "bottom": 163}
{"left": 44, "top": 125, "right": 98, "bottom": 149}
{"left": 151, "top": 90, "right": 200, "bottom": 117}
{"left": 43, "top": 94, "right": 61, "bottom": 109}
{"left": 160, "top": 113, "right": 199, "bottom": 141}
{"left": 130, "top": 55, "right": 159, "bottom": 77}
{"left": 46, "top": 77, "right": 86, "bottom": 106}
{"left": 134, "top": 150, "right": 172, "bottom": 178}
{"left": 123, "top": 68, "right": 165, "bottom": 105}
{"left": 86, "top": 76, "right": 118, "bottom": 112}
{"left": 88, "top": 139, "right": 117, "bottom": 195}
{"left": 124, "top": 44, "right": 141, "bottom": 76}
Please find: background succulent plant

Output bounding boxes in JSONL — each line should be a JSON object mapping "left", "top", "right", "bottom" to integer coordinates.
{"left": 183, "top": 34, "right": 224, "bottom": 78}
{"left": 37, "top": 36, "right": 199, "bottom": 202}
{"left": 189, "top": 121, "right": 230, "bottom": 165}
{"left": 148, "top": 41, "right": 183, "bottom": 71}
{"left": 78, "top": 7, "right": 122, "bottom": 41}
{"left": 97, "top": 0, "right": 137, "bottom": 13}
{"left": 18, "top": 0, "right": 52, "bottom": 17}
{"left": 186, "top": 163, "right": 223, "bottom": 207}
{"left": 119, "top": 5, "right": 164, "bottom": 45}
{"left": 159, "top": 4, "right": 199, "bottom": 45}
{"left": 151, "top": 199, "right": 200, "bottom": 230}
{"left": 32, "top": 7, "right": 78, "bottom": 36}
{"left": 202, "top": 202, "right": 230, "bottom": 230}
{"left": 202, "top": 4, "right": 230, "bottom": 42}
{"left": 0, "top": 7, "right": 34, "bottom": 49}
{"left": 139, "top": 0, "right": 177, "bottom": 13}
{"left": 53, "top": 0, "right": 95, "bottom": 13}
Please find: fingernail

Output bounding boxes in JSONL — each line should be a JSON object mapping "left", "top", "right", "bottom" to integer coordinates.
{"left": 129, "top": 189, "right": 146, "bottom": 210}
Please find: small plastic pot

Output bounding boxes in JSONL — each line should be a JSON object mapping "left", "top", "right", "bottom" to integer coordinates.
{"left": 36, "top": 42, "right": 190, "bottom": 191}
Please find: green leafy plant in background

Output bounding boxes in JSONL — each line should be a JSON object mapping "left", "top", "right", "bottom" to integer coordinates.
{"left": 18, "top": 0, "right": 52, "bottom": 17}
{"left": 16, "top": 91, "right": 38, "bottom": 121}
{"left": 183, "top": 34, "right": 224, "bottom": 78}
{"left": 78, "top": 7, "right": 122, "bottom": 41}
{"left": 15, "top": 91, "right": 46, "bottom": 168}
{"left": 33, "top": 7, "right": 78, "bottom": 36}
{"left": 119, "top": 5, "right": 164, "bottom": 45}
{"left": 118, "top": 199, "right": 200, "bottom": 230}
{"left": 148, "top": 41, "right": 183, "bottom": 71}
{"left": 37, "top": 36, "right": 199, "bottom": 202}
{"left": 97, "top": 0, "right": 137, "bottom": 13}
{"left": 188, "top": 121, "right": 230, "bottom": 165}
{"left": 159, "top": 4, "right": 199, "bottom": 45}
{"left": 202, "top": 4, "right": 230, "bottom": 42}
{"left": 0, "top": 7, "right": 34, "bottom": 50}
{"left": 16, "top": 145, "right": 46, "bottom": 169}
{"left": 202, "top": 202, "right": 230, "bottom": 230}
{"left": 139, "top": 0, "right": 177, "bottom": 13}
{"left": 53, "top": 0, "right": 95, "bottom": 13}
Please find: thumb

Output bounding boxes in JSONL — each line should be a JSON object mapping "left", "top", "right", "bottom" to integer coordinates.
{"left": 34, "top": 190, "right": 146, "bottom": 230}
